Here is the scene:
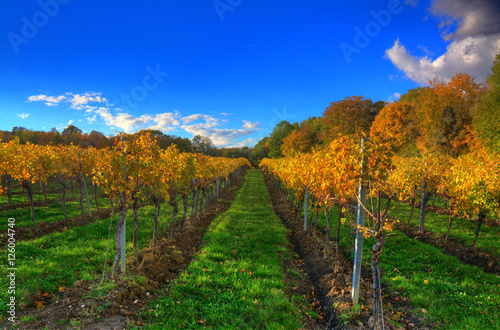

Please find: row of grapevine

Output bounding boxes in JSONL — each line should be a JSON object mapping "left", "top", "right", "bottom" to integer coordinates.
{"left": 0, "top": 133, "right": 251, "bottom": 274}
{"left": 259, "top": 136, "right": 500, "bottom": 325}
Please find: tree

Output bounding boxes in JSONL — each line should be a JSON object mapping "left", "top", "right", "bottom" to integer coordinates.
{"left": 268, "top": 120, "right": 294, "bottom": 158}
{"left": 415, "top": 73, "right": 484, "bottom": 156}
{"left": 474, "top": 52, "right": 500, "bottom": 153}
{"left": 88, "top": 130, "right": 109, "bottom": 148}
{"left": 249, "top": 137, "right": 269, "bottom": 166}
{"left": 192, "top": 135, "right": 217, "bottom": 156}
{"left": 281, "top": 127, "right": 314, "bottom": 156}
{"left": 319, "top": 96, "right": 377, "bottom": 142}
{"left": 62, "top": 125, "right": 82, "bottom": 135}
{"left": 12, "top": 126, "right": 27, "bottom": 135}
{"left": 370, "top": 102, "right": 419, "bottom": 156}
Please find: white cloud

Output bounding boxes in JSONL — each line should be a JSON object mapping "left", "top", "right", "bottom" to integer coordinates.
{"left": 26, "top": 90, "right": 261, "bottom": 146}
{"left": 147, "top": 112, "right": 181, "bottom": 132}
{"left": 242, "top": 120, "right": 260, "bottom": 129}
{"left": 28, "top": 92, "right": 108, "bottom": 109}
{"left": 95, "top": 108, "right": 153, "bottom": 133}
{"left": 387, "top": 92, "right": 401, "bottom": 103}
{"left": 67, "top": 92, "right": 108, "bottom": 109}
{"left": 18, "top": 113, "right": 29, "bottom": 119}
{"left": 181, "top": 117, "right": 260, "bottom": 147}
{"left": 180, "top": 114, "right": 203, "bottom": 124}
{"left": 228, "top": 138, "right": 255, "bottom": 148}
{"left": 385, "top": 36, "right": 500, "bottom": 84}
{"left": 385, "top": 0, "right": 500, "bottom": 84}
{"left": 87, "top": 115, "right": 97, "bottom": 124}
{"left": 28, "top": 94, "right": 66, "bottom": 106}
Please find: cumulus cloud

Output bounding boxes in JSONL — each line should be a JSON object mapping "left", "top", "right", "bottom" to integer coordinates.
{"left": 385, "top": 0, "right": 500, "bottom": 84}
{"left": 228, "top": 138, "right": 255, "bottom": 148}
{"left": 147, "top": 112, "right": 181, "bottom": 132}
{"left": 28, "top": 94, "right": 66, "bottom": 106}
{"left": 242, "top": 120, "right": 260, "bottom": 129}
{"left": 387, "top": 92, "right": 401, "bottom": 103}
{"left": 18, "top": 113, "right": 30, "bottom": 119}
{"left": 431, "top": 0, "right": 500, "bottom": 40}
{"left": 181, "top": 124, "right": 256, "bottom": 147}
{"left": 28, "top": 92, "right": 109, "bottom": 109}
{"left": 27, "top": 90, "right": 261, "bottom": 146}
{"left": 95, "top": 108, "right": 153, "bottom": 133}
{"left": 180, "top": 114, "right": 203, "bottom": 124}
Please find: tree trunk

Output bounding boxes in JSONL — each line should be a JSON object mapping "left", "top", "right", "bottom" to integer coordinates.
{"left": 471, "top": 211, "right": 485, "bottom": 249}
{"left": 132, "top": 186, "right": 140, "bottom": 258}
{"left": 6, "top": 175, "right": 12, "bottom": 205}
{"left": 43, "top": 183, "right": 48, "bottom": 203}
{"left": 25, "top": 180, "right": 36, "bottom": 226}
{"left": 396, "top": 195, "right": 400, "bottom": 220}
{"left": 407, "top": 186, "right": 417, "bottom": 225}
{"left": 337, "top": 203, "right": 343, "bottom": 243}
{"left": 169, "top": 188, "right": 179, "bottom": 239}
{"left": 324, "top": 208, "right": 330, "bottom": 252}
{"left": 59, "top": 176, "right": 68, "bottom": 221}
{"left": 418, "top": 177, "right": 432, "bottom": 233}
{"left": 112, "top": 194, "right": 128, "bottom": 277}
{"left": 445, "top": 203, "right": 453, "bottom": 240}
{"left": 195, "top": 188, "right": 200, "bottom": 217}
{"left": 93, "top": 183, "right": 100, "bottom": 213}
{"left": 199, "top": 188, "right": 205, "bottom": 213}
{"left": 81, "top": 176, "right": 92, "bottom": 216}
{"left": 181, "top": 192, "right": 188, "bottom": 231}
{"left": 78, "top": 179, "right": 85, "bottom": 218}
{"left": 153, "top": 198, "right": 161, "bottom": 245}
{"left": 190, "top": 190, "right": 196, "bottom": 224}
{"left": 383, "top": 197, "right": 391, "bottom": 218}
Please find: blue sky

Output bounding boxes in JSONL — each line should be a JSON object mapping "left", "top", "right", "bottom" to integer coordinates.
{"left": 1, "top": 0, "right": 499, "bottom": 147}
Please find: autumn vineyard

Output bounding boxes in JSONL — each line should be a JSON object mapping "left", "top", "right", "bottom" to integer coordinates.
{"left": 1, "top": 58, "right": 500, "bottom": 329}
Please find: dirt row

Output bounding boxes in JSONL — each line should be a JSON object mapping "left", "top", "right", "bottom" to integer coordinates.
{"left": 10, "top": 170, "right": 248, "bottom": 330}
{"left": 264, "top": 176, "right": 430, "bottom": 330}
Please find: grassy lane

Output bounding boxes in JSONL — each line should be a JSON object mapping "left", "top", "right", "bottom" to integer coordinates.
{"left": 310, "top": 205, "right": 500, "bottom": 329}
{"left": 141, "top": 170, "right": 307, "bottom": 329}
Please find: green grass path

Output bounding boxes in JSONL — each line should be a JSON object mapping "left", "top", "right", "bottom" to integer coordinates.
{"left": 141, "top": 169, "right": 305, "bottom": 329}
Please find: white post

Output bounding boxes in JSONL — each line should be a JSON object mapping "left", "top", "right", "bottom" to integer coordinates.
{"left": 352, "top": 137, "right": 367, "bottom": 304}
